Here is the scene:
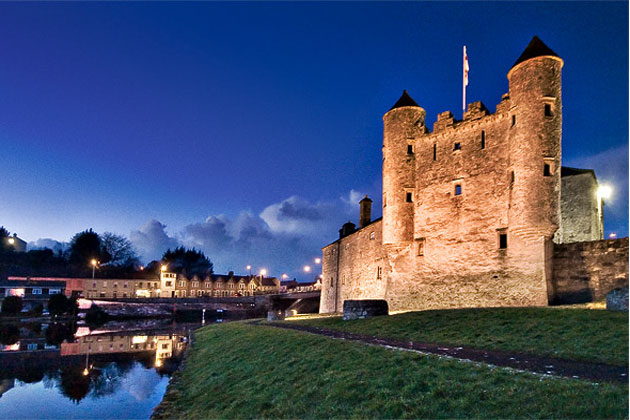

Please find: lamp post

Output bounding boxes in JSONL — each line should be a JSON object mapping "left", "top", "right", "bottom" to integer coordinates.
{"left": 90, "top": 259, "right": 98, "bottom": 280}
{"left": 246, "top": 265, "right": 252, "bottom": 276}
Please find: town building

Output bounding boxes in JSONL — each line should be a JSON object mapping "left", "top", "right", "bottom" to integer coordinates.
{"left": 320, "top": 37, "right": 628, "bottom": 313}
{"left": 5, "top": 233, "right": 27, "bottom": 253}
{"left": 158, "top": 271, "right": 280, "bottom": 298}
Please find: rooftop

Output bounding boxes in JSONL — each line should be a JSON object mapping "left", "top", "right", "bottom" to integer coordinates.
{"left": 512, "top": 36, "right": 560, "bottom": 69}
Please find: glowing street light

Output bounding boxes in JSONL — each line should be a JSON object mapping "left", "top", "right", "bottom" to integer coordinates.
{"left": 314, "top": 258, "right": 321, "bottom": 264}
{"left": 259, "top": 268, "right": 267, "bottom": 277}
{"left": 303, "top": 265, "right": 311, "bottom": 273}
{"left": 598, "top": 185, "right": 612, "bottom": 201}
{"left": 282, "top": 274, "right": 289, "bottom": 280}
{"left": 7, "top": 237, "right": 15, "bottom": 245}
{"left": 609, "top": 233, "right": 617, "bottom": 239}
{"left": 160, "top": 264, "right": 167, "bottom": 272}
{"left": 246, "top": 265, "right": 252, "bottom": 276}
{"left": 90, "top": 259, "right": 98, "bottom": 280}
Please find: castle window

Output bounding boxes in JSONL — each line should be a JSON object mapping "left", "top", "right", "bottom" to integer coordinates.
{"left": 455, "top": 184, "right": 462, "bottom": 195}
{"left": 369, "top": 232, "right": 375, "bottom": 240}
{"left": 453, "top": 142, "right": 461, "bottom": 151}
{"left": 433, "top": 144, "right": 437, "bottom": 160}
{"left": 511, "top": 115, "right": 516, "bottom": 126}
{"left": 481, "top": 131, "right": 486, "bottom": 149}
{"left": 544, "top": 103, "right": 553, "bottom": 117}
{"left": 406, "top": 192, "right": 413, "bottom": 202}
{"left": 376, "top": 267, "right": 382, "bottom": 279}
{"left": 543, "top": 163, "right": 551, "bottom": 176}
{"left": 510, "top": 170, "right": 515, "bottom": 186}
{"left": 407, "top": 144, "right": 414, "bottom": 154}
{"left": 499, "top": 232, "right": 508, "bottom": 249}
{"left": 416, "top": 238, "right": 425, "bottom": 256}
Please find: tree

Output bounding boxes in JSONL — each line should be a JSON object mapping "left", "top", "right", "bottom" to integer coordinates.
{"left": 100, "top": 232, "right": 139, "bottom": 267}
{"left": 48, "top": 294, "right": 69, "bottom": 316}
{"left": 1, "top": 296, "right": 23, "bottom": 315}
{"left": 0, "top": 226, "right": 10, "bottom": 253}
{"left": 162, "top": 247, "right": 213, "bottom": 277}
{"left": 68, "top": 228, "right": 107, "bottom": 267}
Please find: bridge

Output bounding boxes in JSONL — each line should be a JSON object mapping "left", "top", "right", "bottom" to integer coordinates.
{"left": 79, "top": 291, "right": 321, "bottom": 318}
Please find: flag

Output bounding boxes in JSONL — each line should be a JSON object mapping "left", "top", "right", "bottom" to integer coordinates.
{"left": 463, "top": 46, "right": 469, "bottom": 87}
{"left": 463, "top": 46, "right": 469, "bottom": 111}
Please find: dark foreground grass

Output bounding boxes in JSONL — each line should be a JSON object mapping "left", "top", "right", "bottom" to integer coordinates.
{"left": 155, "top": 322, "right": 628, "bottom": 419}
{"left": 294, "top": 307, "right": 629, "bottom": 366}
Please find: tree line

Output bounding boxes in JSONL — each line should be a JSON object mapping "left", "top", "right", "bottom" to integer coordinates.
{"left": 0, "top": 227, "right": 213, "bottom": 279}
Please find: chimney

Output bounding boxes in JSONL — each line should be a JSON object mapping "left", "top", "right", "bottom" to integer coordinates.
{"left": 339, "top": 221, "right": 356, "bottom": 239}
{"left": 359, "top": 195, "right": 372, "bottom": 228}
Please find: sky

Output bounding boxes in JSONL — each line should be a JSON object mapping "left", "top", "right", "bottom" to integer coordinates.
{"left": 0, "top": 2, "right": 627, "bottom": 280}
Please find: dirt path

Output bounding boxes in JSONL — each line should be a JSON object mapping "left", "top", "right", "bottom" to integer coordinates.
{"left": 261, "top": 321, "right": 628, "bottom": 384}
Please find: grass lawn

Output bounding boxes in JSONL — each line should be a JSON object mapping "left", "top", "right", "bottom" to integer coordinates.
{"left": 293, "top": 307, "right": 629, "bottom": 366}
{"left": 154, "top": 322, "right": 628, "bottom": 419}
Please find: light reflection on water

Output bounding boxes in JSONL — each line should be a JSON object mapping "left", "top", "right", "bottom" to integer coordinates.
{"left": 0, "top": 319, "right": 203, "bottom": 420}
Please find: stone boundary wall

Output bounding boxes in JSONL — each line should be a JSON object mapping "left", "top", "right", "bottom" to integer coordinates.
{"left": 551, "top": 238, "right": 629, "bottom": 304}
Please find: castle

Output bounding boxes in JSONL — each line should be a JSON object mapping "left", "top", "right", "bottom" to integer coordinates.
{"left": 320, "top": 36, "right": 628, "bottom": 313}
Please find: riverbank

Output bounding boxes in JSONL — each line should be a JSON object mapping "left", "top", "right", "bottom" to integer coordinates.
{"left": 153, "top": 309, "right": 628, "bottom": 419}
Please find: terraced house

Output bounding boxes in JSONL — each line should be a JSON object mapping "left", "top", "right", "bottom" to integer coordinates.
{"left": 159, "top": 271, "right": 280, "bottom": 298}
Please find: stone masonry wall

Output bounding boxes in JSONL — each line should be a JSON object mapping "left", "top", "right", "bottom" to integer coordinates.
{"left": 320, "top": 220, "right": 386, "bottom": 313}
{"left": 559, "top": 172, "right": 602, "bottom": 243}
{"left": 551, "top": 237, "right": 629, "bottom": 304}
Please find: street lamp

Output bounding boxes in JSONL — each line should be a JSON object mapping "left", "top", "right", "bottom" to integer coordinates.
{"left": 314, "top": 258, "right": 321, "bottom": 264}
{"left": 259, "top": 268, "right": 267, "bottom": 277}
{"left": 246, "top": 265, "right": 252, "bottom": 276}
{"left": 7, "top": 237, "right": 15, "bottom": 246}
{"left": 90, "top": 259, "right": 98, "bottom": 280}
{"left": 303, "top": 265, "right": 311, "bottom": 273}
{"left": 282, "top": 274, "right": 289, "bottom": 280}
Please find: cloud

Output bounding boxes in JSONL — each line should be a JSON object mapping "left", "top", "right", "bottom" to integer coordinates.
{"left": 27, "top": 238, "right": 68, "bottom": 254}
{"left": 128, "top": 190, "right": 376, "bottom": 278}
{"left": 129, "top": 219, "right": 180, "bottom": 262}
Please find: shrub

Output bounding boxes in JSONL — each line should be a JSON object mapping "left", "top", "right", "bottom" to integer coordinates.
{"left": 1, "top": 296, "right": 23, "bottom": 315}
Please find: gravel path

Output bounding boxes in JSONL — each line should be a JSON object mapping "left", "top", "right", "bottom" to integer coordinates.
{"left": 263, "top": 321, "right": 629, "bottom": 384}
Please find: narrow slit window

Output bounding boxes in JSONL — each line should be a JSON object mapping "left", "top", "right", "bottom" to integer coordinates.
{"left": 455, "top": 184, "right": 462, "bottom": 195}
{"left": 433, "top": 144, "right": 437, "bottom": 160}
{"left": 511, "top": 115, "right": 516, "bottom": 126}
{"left": 407, "top": 144, "right": 414, "bottom": 154}
{"left": 406, "top": 192, "right": 413, "bottom": 203}
{"left": 499, "top": 233, "right": 508, "bottom": 249}
{"left": 543, "top": 163, "right": 551, "bottom": 176}
{"left": 416, "top": 238, "right": 425, "bottom": 256}
{"left": 481, "top": 131, "right": 486, "bottom": 149}
{"left": 544, "top": 103, "right": 553, "bottom": 117}
{"left": 454, "top": 142, "right": 461, "bottom": 151}
{"left": 510, "top": 170, "right": 515, "bottom": 186}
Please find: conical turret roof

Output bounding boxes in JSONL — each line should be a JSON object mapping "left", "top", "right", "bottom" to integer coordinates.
{"left": 389, "top": 90, "right": 420, "bottom": 110}
{"left": 511, "top": 36, "right": 560, "bottom": 69}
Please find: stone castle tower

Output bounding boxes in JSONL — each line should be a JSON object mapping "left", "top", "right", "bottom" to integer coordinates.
{"left": 320, "top": 36, "right": 580, "bottom": 313}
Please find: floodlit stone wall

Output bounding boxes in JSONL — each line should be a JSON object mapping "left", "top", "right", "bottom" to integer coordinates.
{"left": 559, "top": 172, "right": 603, "bottom": 243}
{"left": 551, "top": 238, "right": 629, "bottom": 304}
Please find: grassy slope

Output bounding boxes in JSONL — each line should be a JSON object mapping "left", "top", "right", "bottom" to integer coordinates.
{"left": 156, "top": 322, "right": 628, "bottom": 419}
{"left": 294, "top": 307, "right": 629, "bottom": 365}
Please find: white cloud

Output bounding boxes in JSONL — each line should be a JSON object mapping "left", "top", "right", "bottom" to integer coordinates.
{"left": 129, "top": 219, "right": 180, "bottom": 262}
{"left": 127, "top": 190, "right": 374, "bottom": 278}
{"left": 27, "top": 238, "right": 68, "bottom": 254}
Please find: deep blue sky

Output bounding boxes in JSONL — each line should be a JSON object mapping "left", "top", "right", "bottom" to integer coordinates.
{"left": 0, "top": 2, "right": 627, "bottom": 279}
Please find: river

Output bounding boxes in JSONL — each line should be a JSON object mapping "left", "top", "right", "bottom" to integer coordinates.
{"left": 0, "top": 318, "right": 212, "bottom": 419}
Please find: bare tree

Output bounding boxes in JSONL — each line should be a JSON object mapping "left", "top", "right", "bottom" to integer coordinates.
{"left": 101, "top": 232, "right": 140, "bottom": 267}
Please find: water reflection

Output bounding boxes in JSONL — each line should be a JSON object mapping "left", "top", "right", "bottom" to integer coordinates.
{"left": 0, "top": 319, "right": 200, "bottom": 419}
